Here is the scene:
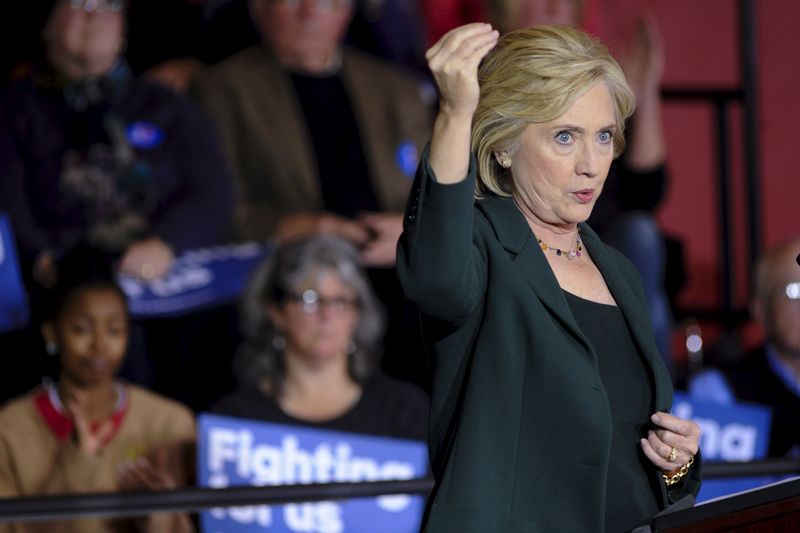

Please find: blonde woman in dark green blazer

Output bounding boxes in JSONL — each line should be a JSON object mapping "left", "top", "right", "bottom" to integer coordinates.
{"left": 397, "top": 24, "right": 701, "bottom": 532}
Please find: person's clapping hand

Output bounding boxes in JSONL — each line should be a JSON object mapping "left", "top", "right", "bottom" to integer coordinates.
{"left": 275, "top": 213, "right": 372, "bottom": 248}
{"left": 64, "top": 389, "right": 115, "bottom": 456}
{"left": 618, "top": 15, "right": 664, "bottom": 102}
{"left": 118, "top": 237, "right": 175, "bottom": 281}
{"left": 117, "top": 447, "right": 195, "bottom": 532}
{"left": 641, "top": 412, "right": 700, "bottom": 476}
{"left": 116, "top": 447, "right": 177, "bottom": 492}
{"left": 144, "top": 57, "right": 204, "bottom": 94}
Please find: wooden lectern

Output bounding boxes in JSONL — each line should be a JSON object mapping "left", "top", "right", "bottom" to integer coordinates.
{"left": 650, "top": 476, "right": 800, "bottom": 532}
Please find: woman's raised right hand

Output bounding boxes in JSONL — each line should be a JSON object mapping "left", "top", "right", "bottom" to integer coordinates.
{"left": 426, "top": 23, "right": 499, "bottom": 120}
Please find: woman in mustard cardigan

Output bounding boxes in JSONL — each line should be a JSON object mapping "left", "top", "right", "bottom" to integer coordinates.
{"left": 396, "top": 24, "right": 701, "bottom": 532}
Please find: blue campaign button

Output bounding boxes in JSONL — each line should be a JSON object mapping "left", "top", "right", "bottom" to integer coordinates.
{"left": 395, "top": 141, "right": 419, "bottom": 178}
{"left": 126, "top": 121, "right": 165, "bottom": 149}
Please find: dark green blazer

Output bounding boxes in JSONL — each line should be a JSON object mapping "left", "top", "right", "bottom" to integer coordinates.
{"left": 396, "top": 153, "right": 700, "bottom": 532}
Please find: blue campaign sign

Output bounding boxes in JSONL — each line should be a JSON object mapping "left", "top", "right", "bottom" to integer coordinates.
{"left": 672, "top": 392, "right": 771, "bottom": 462}
{"left": 0, "top": 213, "right": 29, "bottom": 333}
{"left": 672, "top": 391, "right": 775, "bottom": 501}
{"left": 119, "top": 242, "right": 272, "bottom": 318}
{"left": 197, "top": 414, "right": 429, "bottom": 533}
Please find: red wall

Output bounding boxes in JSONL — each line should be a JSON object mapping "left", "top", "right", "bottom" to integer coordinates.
{"left": 593, "top": 0, "right": 799, "bottom": 314}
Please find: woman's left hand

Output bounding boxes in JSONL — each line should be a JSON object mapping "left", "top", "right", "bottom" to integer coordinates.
{"left": 117, "top": 448, "right": 177, "bottom": 491}
{"left": 641, "top": 411, "right": 700, "bottom": 472}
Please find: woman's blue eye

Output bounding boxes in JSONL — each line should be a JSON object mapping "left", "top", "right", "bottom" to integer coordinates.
{"left": 598, "top": 131, "right": 612, "bottom": 143}
{"left": 556, "top": 131, "right": 572, "bottom": 144}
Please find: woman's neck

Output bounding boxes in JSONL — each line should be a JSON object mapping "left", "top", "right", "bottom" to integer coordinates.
{"left": 279, "top": 352, "right": 361, "bottom": 422}
{"left": 514, "top": 197, "right": 581, "bottom": 251}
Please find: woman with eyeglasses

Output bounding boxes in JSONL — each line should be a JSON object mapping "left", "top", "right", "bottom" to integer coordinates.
{"left": 212, "top": 235, "right": 428, "bottom": 440}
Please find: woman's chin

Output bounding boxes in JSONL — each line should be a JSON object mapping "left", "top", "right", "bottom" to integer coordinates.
{"left": 294, "top": 347, "right": 348, "bottom": 365}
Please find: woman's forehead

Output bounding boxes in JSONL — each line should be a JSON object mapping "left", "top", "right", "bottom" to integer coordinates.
{"left": 293, "top": 267, "right": 355, "bottom": 292}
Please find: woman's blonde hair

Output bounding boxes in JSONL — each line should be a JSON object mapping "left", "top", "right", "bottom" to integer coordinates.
{"left": 472, "top": 25, "right": 635, "bottom": 198}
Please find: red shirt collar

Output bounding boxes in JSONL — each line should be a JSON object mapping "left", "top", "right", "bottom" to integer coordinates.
{"left": 34, "top": 382, "right": 129, "bottom": 444}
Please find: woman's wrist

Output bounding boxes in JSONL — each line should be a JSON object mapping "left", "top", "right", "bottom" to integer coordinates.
{"left": 662, "top": 456, "right": 694, "bottom": 486}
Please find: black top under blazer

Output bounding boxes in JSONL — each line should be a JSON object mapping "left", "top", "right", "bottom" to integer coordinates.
{"left": 396, "top": 150, "right": 701, "bottom": 532}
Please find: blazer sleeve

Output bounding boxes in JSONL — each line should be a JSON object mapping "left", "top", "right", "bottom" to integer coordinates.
{"left": 395, "top": 146, "right": 487, "bottom": 324}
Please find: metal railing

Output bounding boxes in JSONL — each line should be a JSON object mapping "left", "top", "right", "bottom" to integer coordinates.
{"left": 2, "top": 457, "right": 800, "bottom": 524}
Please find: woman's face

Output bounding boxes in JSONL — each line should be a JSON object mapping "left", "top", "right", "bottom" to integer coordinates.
{"left": 509, "top": 81, "right": 616, "bottom": 228}
{"left": 44, "top": 0, "right": 125, "bottom": 77}
{"left": 45, "top": 287, "right": 128, "bottom": 387}
{"left": 270, "top": 270, "right": 360, "bottom": 366}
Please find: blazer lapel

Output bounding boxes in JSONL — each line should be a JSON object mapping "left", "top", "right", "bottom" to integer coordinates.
{"left": 477, "top": 197, "right": 592, "bottom": 354}
{"left": 581, "top": 225, "right": 671, "bottom": 408}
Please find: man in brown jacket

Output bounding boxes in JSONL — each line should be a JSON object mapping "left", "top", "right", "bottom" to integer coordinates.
{"left": 192, "top": 0, "right": 432, "bottom": 267}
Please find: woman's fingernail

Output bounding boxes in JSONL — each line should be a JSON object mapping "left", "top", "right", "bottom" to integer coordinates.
{"left": 651, "top": 414, "right": 660, "bottom": 423}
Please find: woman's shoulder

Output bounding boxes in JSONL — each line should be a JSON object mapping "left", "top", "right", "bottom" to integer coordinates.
{"left": 358, "top": 374, "right": 429, "bottom": 441}
{"left": 0, "top": 388, "right": 41, "bottom": 424}
{"left": 211, "top": 383, "right": 281, "bottom": 421}
{"left": 122, "top": 385, "right": 195, "bottom": 444}
{"left": 364, "top": 374, "right": 428, "bottom": 404}
{"left": 0, "top": 388, "right": 55, "bottom": 450}
{"left": 126, "top": 384, "right": 194, "bottom": 423}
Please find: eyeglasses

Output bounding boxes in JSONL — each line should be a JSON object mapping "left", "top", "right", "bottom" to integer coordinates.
{"left": 268, "top": 0, "right": 353, "bottom": 11}
{"left": 287, "top": 289, "right": 359, "bottom": 315}
{"left": 68, "top": 0, "right": 126, "bottom": 13}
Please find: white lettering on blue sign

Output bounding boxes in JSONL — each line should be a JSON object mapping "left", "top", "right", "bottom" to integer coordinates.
{"left": 284, "top": 503, "right": 343, "bottom": 533}
{"left": 181, "top": 242, "right": 265, "bottom": 265}
{"left": 207, "top": 428, "right": 416, "bottom": 520}
{"left": 674, "top": 401, "right": 759, "bottom": 461}
{"left": 149, "top": 265, "right": 213, "bottom": 297}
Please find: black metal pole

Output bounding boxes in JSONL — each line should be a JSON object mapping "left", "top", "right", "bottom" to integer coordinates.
{"left": 715, "top": 100, "right": 735, "bottom": 318}
{"left": 739, "top": 0, "right": 762, "bottom": 285}
{"left": 0, "top": 478, "right": 436, "bottom": 524}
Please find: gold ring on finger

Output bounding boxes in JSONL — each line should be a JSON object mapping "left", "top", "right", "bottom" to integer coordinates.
{"left": 668, "top": 446, "right": 680, "bottom": 462}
